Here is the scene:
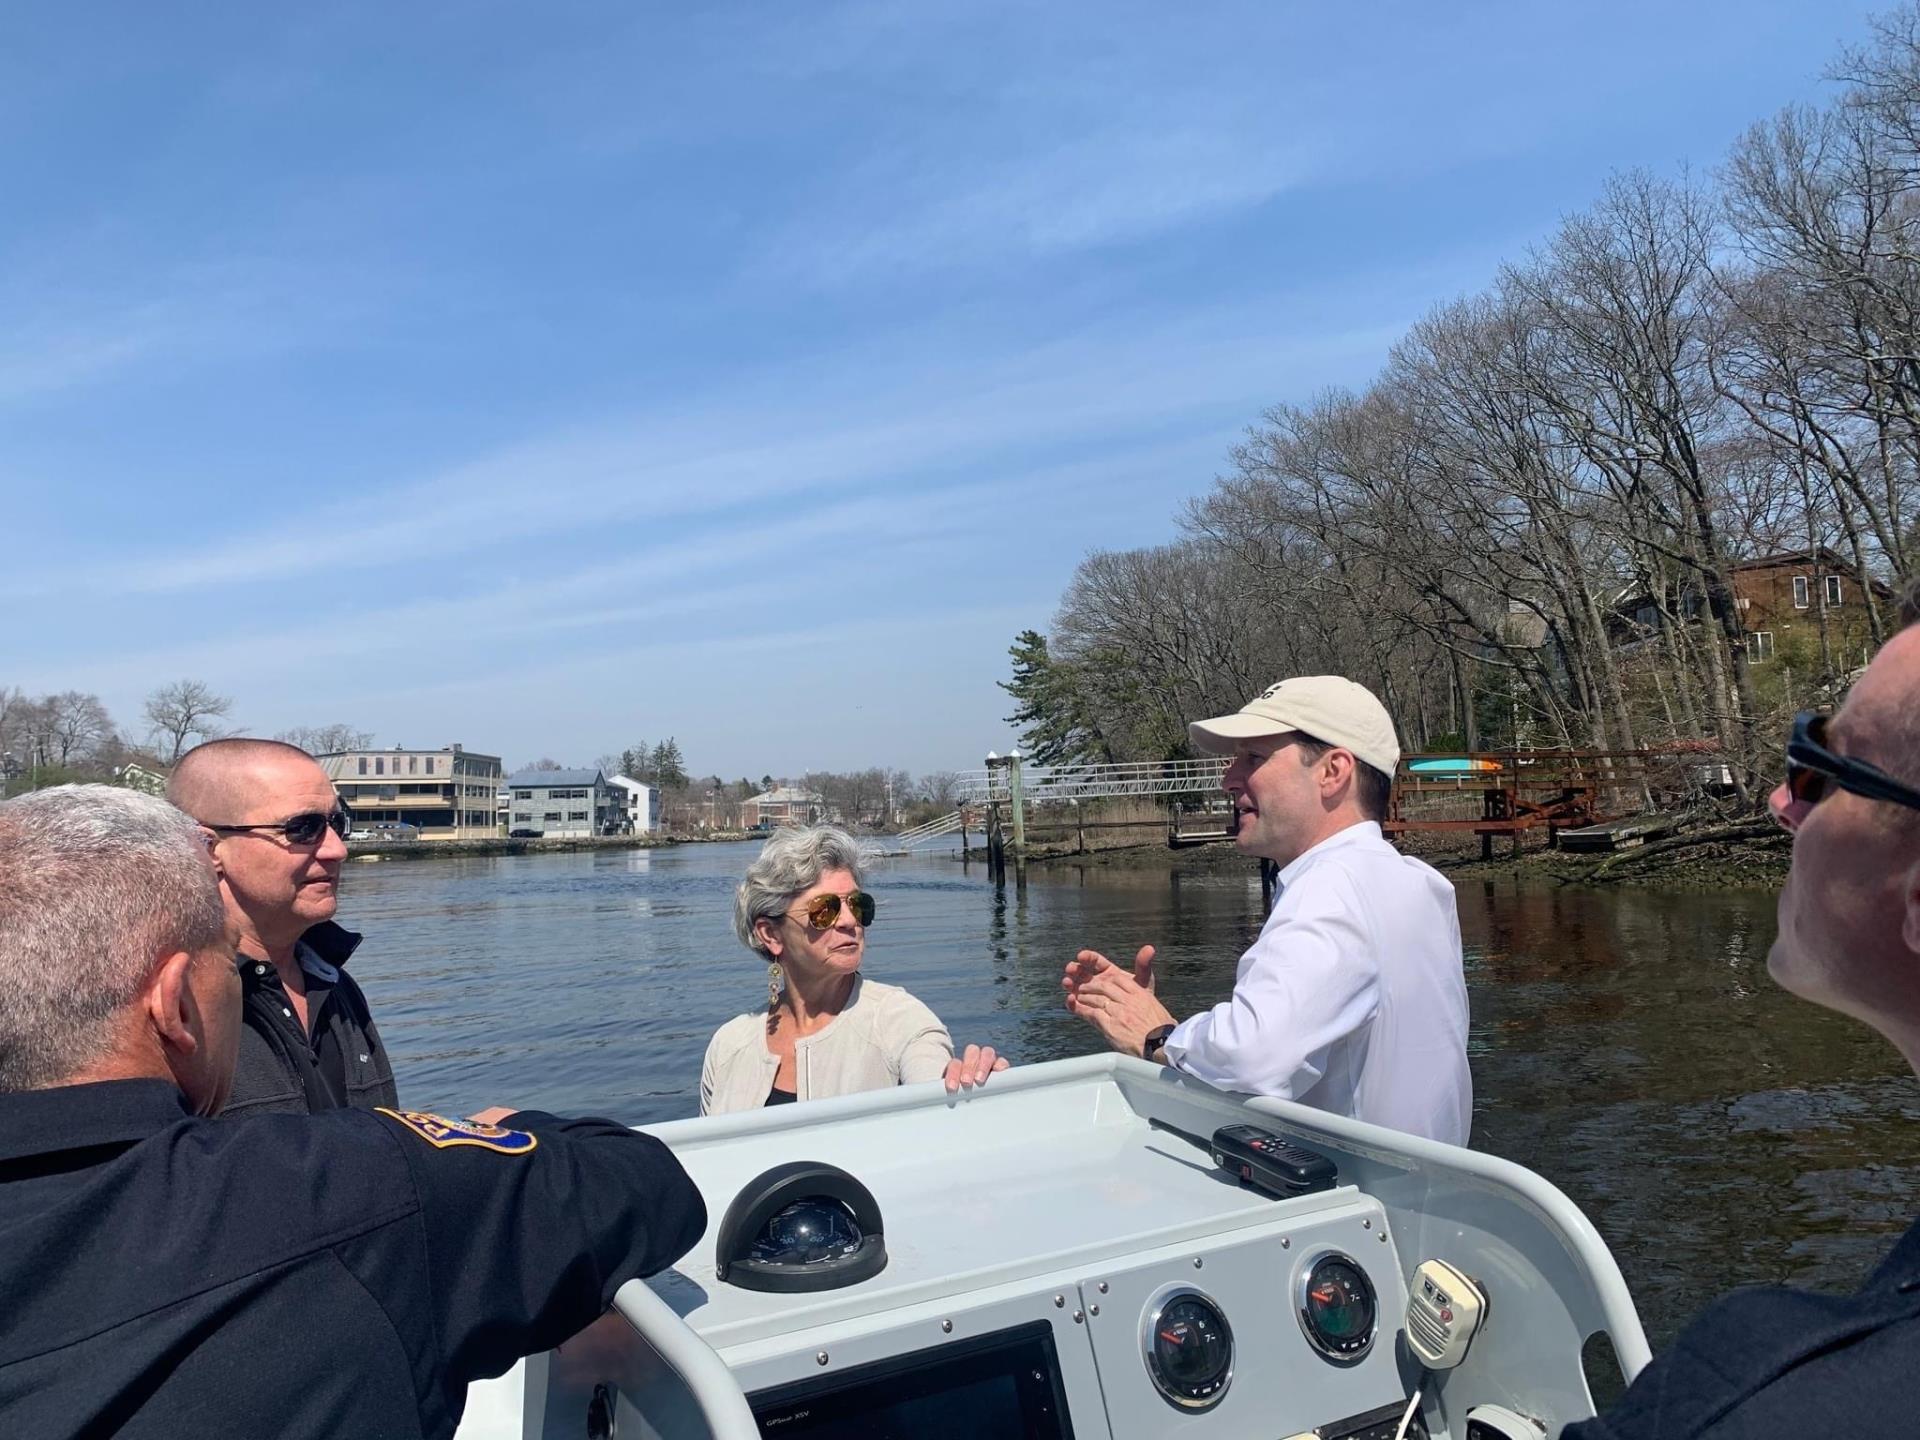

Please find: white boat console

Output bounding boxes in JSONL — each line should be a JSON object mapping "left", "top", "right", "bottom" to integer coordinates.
{"left": 457, "top": 1055, "right": 1649, "bottom": 1440}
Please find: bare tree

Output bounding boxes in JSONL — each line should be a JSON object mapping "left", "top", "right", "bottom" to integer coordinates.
{"left": 144, "top": 680, "right": 234, "bottom": 764}
{"left": 917, "top": 770, "right": 961, "bottom": 806}
{"left": 276, "top": 723, "right": 374, "bottom": 755}
{"left": 0, "top": 686, "right": 26, "bottom": 758}
{"left": 40, "top": 692, "right": 116, "bottom": 767}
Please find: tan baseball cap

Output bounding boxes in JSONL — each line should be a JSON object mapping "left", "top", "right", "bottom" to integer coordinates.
{"left": 1188, "top": 676, "right": 1401, "bottom": 775}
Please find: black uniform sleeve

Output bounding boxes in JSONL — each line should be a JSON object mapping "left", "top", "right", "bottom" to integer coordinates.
{"left": 1555, "top": 1277, "right": 1920, "bottom": 1440}
{"left": 373, "top": 1108, "right": 707, "bottom": 1391}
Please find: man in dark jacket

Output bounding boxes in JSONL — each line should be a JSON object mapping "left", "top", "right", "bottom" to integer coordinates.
{"left": 0, "top": 784, "right": 706, "bottom": 1440}
{"left": 1564, "top": 617, "right": 1920, "bottom": 1436}
{"left": 167, "top": 737, "right": 397, "bottom": 1115}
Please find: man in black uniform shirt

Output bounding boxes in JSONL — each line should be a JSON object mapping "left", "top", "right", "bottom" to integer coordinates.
{"left": 0, "top": 784, "right": 706, "bottom": 1439}
{"left": 1566, "top": 609, "right": 1920, "bottom": 1436}
{"left": 167, "top": 736, "right": 397, "bottom": 1116}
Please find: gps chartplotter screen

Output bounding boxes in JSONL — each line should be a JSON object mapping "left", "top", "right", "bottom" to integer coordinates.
{"left": 748, "top": 1321, "right": 1073, "bottom": 1440}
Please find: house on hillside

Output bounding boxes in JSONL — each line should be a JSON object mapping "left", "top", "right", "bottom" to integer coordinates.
{"left": 1607, "top": 548, "right": 1894, "bottom": 671}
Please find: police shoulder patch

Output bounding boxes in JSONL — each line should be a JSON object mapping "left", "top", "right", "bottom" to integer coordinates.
{"left": 377, "top": 1108, "right": 539, "bottom": 1155}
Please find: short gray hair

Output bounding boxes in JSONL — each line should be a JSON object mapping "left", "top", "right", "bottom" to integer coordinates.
{"left": 0, "top": 785, "right": 226, "bottom": 1092}
{"left": 733, "top": 824, "right": 872, "bottom": 955}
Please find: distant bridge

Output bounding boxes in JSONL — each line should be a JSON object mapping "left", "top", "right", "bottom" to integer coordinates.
{"left": 883, "top": 756, "right": 1230, "bottom": 853}
{"left": 953, "top": 756, "right": 1228, "bottom": 804}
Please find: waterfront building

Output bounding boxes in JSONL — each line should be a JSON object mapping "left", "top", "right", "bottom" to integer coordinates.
{"left": 609, "top": 775, "right": 660, "bottom": 834}
{"left": 739, "top": 784, "right": 825, "bottom": 830}
{"left": 318, "top": 744, "right": 504, "bottom": 840}
{"left": 504, "top": 767, "right": 625, "bottom": 838}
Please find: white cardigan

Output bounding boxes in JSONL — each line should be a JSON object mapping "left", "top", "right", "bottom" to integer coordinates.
{"left": 699, "top": 975, "right": 955, "bottom": 1115}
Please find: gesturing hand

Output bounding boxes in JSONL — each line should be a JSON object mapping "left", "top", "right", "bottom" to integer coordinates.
{"left": 1062, "top": 945, "right": 1173, "bottom": 1058}
{"left": 1063, "top": 944, "right": 1156, "bottom": 1009}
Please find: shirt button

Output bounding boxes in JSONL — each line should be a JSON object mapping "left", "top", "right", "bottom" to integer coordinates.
{"left": 254, "top": 964, "right": 267, "bottom": 975}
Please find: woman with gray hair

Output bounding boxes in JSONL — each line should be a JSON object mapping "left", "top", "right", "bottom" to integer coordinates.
{"left": 700, "top": 824, "right": 1006, "bottom": 1114}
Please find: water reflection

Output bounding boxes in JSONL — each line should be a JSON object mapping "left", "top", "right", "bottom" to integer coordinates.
{"left": 344, "top": 843, "right": 1918, "bottom": 1350}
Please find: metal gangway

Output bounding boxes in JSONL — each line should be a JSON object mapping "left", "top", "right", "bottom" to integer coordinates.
{"left": 885, "top": 809, "right": 969, "bottom": 854}
{"left": 954, "top": 755, "right": 1228, "bottom": 805}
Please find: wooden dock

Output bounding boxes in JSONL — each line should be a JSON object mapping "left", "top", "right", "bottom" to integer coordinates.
{"left": 1384, "top": 749, "right": 1688, "bottom": 859}
{"left": 1554, "top": 813, "right": 1681, "bottom": 853}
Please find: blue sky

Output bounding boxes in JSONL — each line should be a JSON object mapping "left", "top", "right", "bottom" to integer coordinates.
{"left": 0, "top": 1, "right": 1887, "bottom": 777}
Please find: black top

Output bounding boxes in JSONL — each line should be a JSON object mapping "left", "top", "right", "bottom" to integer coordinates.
{"left": 228, "top": 919, "right": 399, "bottom": 1118}
{"left": 1564, "top": 1214, "right": 1920, "bottom": 1438}
{"left": 0, "top": 1079, "right": 706, "bottom": 1439}
{"left": 766, "top": 1085, "right": 798, "bottom": 1106}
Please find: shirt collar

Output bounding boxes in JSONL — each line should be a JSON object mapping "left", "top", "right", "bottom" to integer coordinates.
{"left": 0, "top": 1079, "right": 192, "bottom": 1165}
{"left": 235, "top": 919, "right": 363, "bottom": 978}
{"left": 1275, "top": 820, "right": 1384, "bottom": 889}
{"left": 295, "top": 941, "right": 339, "bottom": 984}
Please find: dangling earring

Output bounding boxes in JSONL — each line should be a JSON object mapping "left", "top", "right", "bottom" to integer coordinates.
{"left": 767, "top": 960, "right": 782, "bottom": 1013}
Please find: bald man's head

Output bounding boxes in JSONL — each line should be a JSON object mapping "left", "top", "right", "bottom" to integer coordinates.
{"left": 168, "top": 739, "right": 348, "bottom": 959}
{"left": 166, "top": 739, "right": 319, "bottom": 825}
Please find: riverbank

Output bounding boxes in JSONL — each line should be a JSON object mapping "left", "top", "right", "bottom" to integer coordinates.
{"left": 1407, "top": 824, "right": 1791, "bottom": 890}
{"left": 347, "top": 831, "right": 755, "bottom": 861}
{"left": 967, "top": 820, "right": 1793, "bottom": 891}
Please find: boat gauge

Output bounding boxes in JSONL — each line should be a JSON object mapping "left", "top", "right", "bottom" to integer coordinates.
{"left": 1141, "top": 1286, "right": 1234, "bottom": 1411}
{"left": 1296, "top": 1252, "right": 1377, "bottom": 1362}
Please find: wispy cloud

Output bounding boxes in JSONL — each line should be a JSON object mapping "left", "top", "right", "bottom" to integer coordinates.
{"left": 762, "top": 120, "right": 1311, "bottom": 287}
{"left": 22, "top": 473, "right": 1026, "bottom": 696}
{"left": 0, "top": 254, "right": 380, "bottom": 408}
{"left": 0, "top": 301, "right": 1391, "bottom": 604}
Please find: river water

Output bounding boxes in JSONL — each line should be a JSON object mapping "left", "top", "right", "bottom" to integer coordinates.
{"left": 342, "top": 840, "right": 1919, "bottom": 1351}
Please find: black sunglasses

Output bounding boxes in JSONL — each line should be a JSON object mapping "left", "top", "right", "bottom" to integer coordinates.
{"left": 783, "top": 890, "right": 877, "bottom": 929}
{"left": 205, "top": 807, "right": 352, "bottom": 846}
{"left": 1785, "top": 712, "right": 1920, "bottom": 814}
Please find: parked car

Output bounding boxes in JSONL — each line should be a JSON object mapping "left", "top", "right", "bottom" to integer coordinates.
{"left": 508, "top": 827, "right": 541, "bottom": 838}
{"left": 351, "top": 822, "right": 420, "bottom": 843}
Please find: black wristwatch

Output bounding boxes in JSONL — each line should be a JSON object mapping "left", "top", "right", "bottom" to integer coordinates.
{"left": 1143, "top": 1023, "right": 1177, "bottom": 1061}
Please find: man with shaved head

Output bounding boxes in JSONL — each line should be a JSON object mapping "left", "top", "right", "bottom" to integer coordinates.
{"left": 1564, "top": 618, "right": 1920, "bottom": 1435}
{"left": 168, "top": 738, "right": 397, "bottom": 1117}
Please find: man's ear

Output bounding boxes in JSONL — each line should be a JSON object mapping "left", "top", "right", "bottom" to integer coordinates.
{"left": 145, "top": 949, "right": 201, "bottom": 1059}
{"left": 198, "top": 827, "right": 227, "bottom": 881}
{"left": 1320, "top": 748, "right": 1356, "bottom": 801}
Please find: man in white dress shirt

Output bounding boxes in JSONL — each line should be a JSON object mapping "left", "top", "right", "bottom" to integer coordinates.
{"left": 1063, "top": 676, "right": 1472, "bottom": 1145}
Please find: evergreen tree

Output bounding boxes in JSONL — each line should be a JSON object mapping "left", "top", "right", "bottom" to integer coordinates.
{"left": 651, "top": 738, "right": 689, "bottom": 789}
{"left": 999, "top": 630, "right": 1112, "bottom": 765}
